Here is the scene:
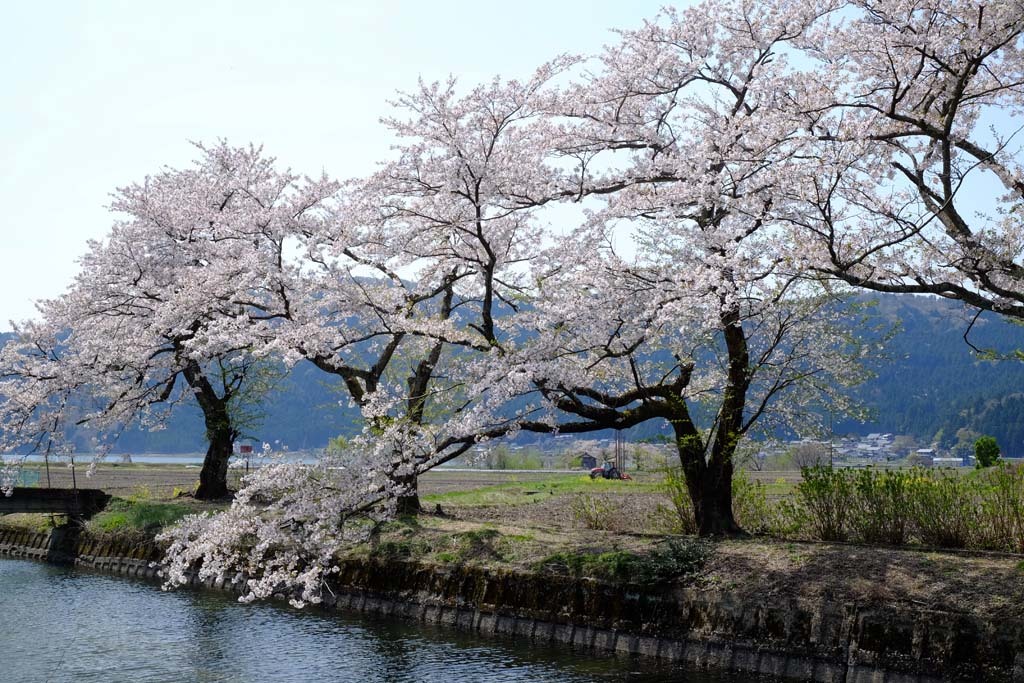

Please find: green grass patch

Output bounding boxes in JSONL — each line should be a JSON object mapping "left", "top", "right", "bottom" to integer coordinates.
{"left": 367, "top": 524, "right": 540, "bottom": 566}
{"left": 86, "top": 497, "right": 193, "bottom": 534}
{"left": 759, "top": 479, "right": 797, "bottom": 497}
{"left": 0, "top": 513, "right": 61, "bottom": 533}
{"left": 536, "top": 537, "right": 711, "bottom": 585}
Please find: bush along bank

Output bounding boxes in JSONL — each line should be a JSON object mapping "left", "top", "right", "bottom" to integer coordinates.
{"left": 2, "top": 522, "right": 1024, "bottom": 682}
{"left": 665, "top": 464, "right": 1024, "bottom": 552}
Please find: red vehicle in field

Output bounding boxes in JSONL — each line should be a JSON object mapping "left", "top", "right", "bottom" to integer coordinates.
{"left": 589, "top": 461, "right": 632, "bottom": 480}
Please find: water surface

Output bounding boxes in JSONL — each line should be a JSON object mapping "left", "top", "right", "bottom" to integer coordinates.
{"left": 0, "top": 559, "right": 774, "bottom": 682}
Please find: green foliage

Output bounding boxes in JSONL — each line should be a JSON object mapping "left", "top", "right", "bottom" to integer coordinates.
{"left": 87, "top": 497, "right": 193, "bottom": 535}
{"left": 730, "top": 471, "right": 773, "bottom": 534}
{"left": 660, "top": 462, "right": 1024, "bottom": 551}
{"left": 974, "top": 436, "right": 1001, "bottom": 469}
{"left": 326, "top": 435, "right": 349, "bottom": 454}
{"left": 660, "top": 466, "right": 698, "bottom": 534}
{"left": 536, "top": 538, "right": 710, "bottom": 585}
{"left": 484, "top": 445, "right": 544, "bottom": 470}
{"left": 976, "top": 464, "right": 1024, "bottom": 553}
{"left": 221, "top": 356, "right": 288, "bottom": 443}
{"left": 851, "top": 468, "right": 913, "bottom": 545}
{"left": 786, "top": 465, "right": 1024, "bottom": 551}
{"left": 538, "top": 550, "right": 639, "bottom": 581}
{"left": 795, "top": 467, "right": 856, "bottom": 542}
{"left": 641, "top": 538, "right": 713, "bottom": 583}
{"left": 373, "top": 537, "right": 435, "bottom": 559}
{"left": 905, "top": 469, "right": 975, "bottom": 548}
{"left": 371, "top": 526, "right": 540, "bottom": 565}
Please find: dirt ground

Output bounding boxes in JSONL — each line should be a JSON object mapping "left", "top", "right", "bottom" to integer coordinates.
{"left": 439, "top": 490, "right": 670, "bottom": 533}
{"left": 702, "top": 538, "right": 1024, "bottom": 621}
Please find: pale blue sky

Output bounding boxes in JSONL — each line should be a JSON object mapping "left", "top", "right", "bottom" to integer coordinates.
{"left": 0, "top": 0, "right": 670, "bottom": 328}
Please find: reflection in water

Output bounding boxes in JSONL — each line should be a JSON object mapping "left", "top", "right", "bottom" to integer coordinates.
{"left": 0, "top": 560, "right": 773, "bottom": 682}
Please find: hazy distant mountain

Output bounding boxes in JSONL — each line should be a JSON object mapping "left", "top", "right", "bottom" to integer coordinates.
{"left": 4, "top": 295, "right": 1024, "bottom": 455}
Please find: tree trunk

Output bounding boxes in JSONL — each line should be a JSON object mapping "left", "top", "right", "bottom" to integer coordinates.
{"left": 683, "top": 301, "right": 749, "bottom": 537}
{"left": 686, "top": 459, "right": 742, "bottom": 536}
{"left": 194, "top": 407, "right": 234, "bottom": 500}
{"left": 182, "top": 360, "right": 236, "bottom": 500}
{"left": 395, "top": 474, "right": 421, "bottom": 515}
{"left": 675, "top": 421, "right": 743, "bottom": 537}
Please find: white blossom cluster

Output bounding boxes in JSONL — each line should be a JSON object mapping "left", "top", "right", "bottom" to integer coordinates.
{"left": 0, "top": 459, "right": 19, "bottom": 497}
{"left": 158, "top": 445, "right": 402, "bottom": 607}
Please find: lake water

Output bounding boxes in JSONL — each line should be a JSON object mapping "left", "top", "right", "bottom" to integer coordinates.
{"left": 0, "top": 559, "right": 776, "bottom": 683}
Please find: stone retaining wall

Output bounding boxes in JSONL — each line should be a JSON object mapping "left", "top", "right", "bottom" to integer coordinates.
{"left": 1, "top": 525, "right": 1021, "bottom": 682}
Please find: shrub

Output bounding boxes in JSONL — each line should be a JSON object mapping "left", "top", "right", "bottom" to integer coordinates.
{"left": 795, "top": 466, "right": 855, "bottom": 542}
{"left": 569, "top": 493, "right": 617, "bottom": 530}
{"left": 731, "top": 470, "right": 798, "bottom": 536}
{"left": 641, "top": 537, "right": 712, "bottom": 583}
{"left": 731, "top": 470, "right": 769, "bottom": 533}
{"left": 852, "top": 468, "right": 913, "bottom": 545}
{"left": 487, "top": 446, "right": 544, "bottom": 470}
{"left": 661, "top": 467, "right": 698, "bottom": 534}
{"left": 976, "top": 463, "right": 1024, "bottom": 553}
{"left": 906, "top": 469, "right": 976, "bottom": 549}
{"left": 536, "top": 537, "right": 710, "bottom": 584}
{"left": 974, "top": 436, "right": 1001, "bottom": 469}
{"left": 88, "top": 498, "right": 193, "bottom": 535}
{"left": 537, "top": 550, "right": 639, "bottom": 580}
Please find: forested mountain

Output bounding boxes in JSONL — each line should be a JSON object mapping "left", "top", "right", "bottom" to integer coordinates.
{"left": 4, "top": 294, "right": 1024, "bottom": 454}
{"left": 835, "top": 295, "right": 1024, "bottom": 455}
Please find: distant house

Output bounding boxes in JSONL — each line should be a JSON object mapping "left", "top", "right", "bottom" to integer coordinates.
{"left": 580, "top": 453, "right": 597, "bottom": 469}
{"left": 933, "top": 457, "right": 964, "bottom": 468}
{"left": 912, "top": 448, "right": 935, "bottom": 466}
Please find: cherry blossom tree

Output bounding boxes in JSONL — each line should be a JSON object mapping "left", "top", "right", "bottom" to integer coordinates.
{"left": 322, "top": 2, "right": 868, "bottom": 535}
{"left": 448, "top": 0, "right": 861, "bottom": 535}
{"left": 0, "top": 142, "right": 338, "bottom": 498}
{"left": 795, "top": 1, "right": 1024, "bottom": 321}
{"left": 0, "top": 318, "right": 87, "bottom": 491}
{"left": 159, "top": 442, "right": 402, "bottom": 607}
{"left": 248, "top": 65, "right": 574, "bottom": 511}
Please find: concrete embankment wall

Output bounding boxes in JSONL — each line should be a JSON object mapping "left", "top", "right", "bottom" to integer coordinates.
{"left": 1, "top": 524, "right": 1021, "bottom": 682}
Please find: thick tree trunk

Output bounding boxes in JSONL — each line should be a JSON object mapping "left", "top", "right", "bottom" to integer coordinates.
{"left": 686, "top": 459, "right": 742, "bottom": 536}
{"left": 675, "top": 420, "right": 743, "bottom": 537}
{"left": 194, "top": 406, "right": 234, "bottom": 500}
{"left": 182, "top": 360, "right": 236, "bottom": 500}
{"left": 682, "top": 301, "right": 749, "bottom": 537}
